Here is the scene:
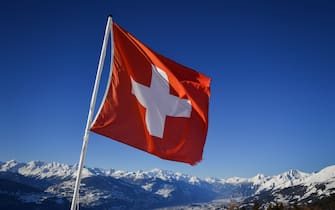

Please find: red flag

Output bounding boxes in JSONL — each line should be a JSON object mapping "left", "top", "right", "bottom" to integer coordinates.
{"left": 90, "top": 23, "right": 211, "bottom": 165}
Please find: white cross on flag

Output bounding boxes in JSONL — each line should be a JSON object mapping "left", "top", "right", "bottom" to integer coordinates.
{"left": 131, "top": 64, "right": 192, "bottom": 138}
{"left": 90, "top": 23, "right": 211, "bottom": 165}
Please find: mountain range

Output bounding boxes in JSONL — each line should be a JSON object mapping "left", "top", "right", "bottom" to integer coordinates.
{"left": 0, "top": 160, "right": 334, "bottom": 209}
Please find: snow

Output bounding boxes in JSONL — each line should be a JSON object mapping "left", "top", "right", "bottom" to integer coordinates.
{"left": 1, "top": 159, "right": 335, "bottom": 207}
{"left": 226, "top": 177, "right": 248, "bottom": 184}
{"left": 0, "top": 160, "right": 25, "bottom": 172}
{"left": 0, "top": 160, "right": 95, "bottom": 179}
{"left": 111, "top": 170, "right": 128, "bottom": 178}
{"left": 254, "top": 169, "right": 310, "bottom": 193}
{"left": 2, "top": 160, "right": 77, "bottom": 179}
{"left": 204, "top": 177, "right": 218, "bottom": 183}
{"left": 274, "top": 193, "right": 288, "bottom": 205}
{"left": 80, "top": 168, "right": 94, "bottom": 178}
{"left": 142, "top": 183, "right": 154, "bottom": 191}
{"left": 155, "top": 185, "right": 175, "bottom": 198}
{"left": 1, "top": 160, "right": 334, "bottom": 192}
{"left": 205, "top": 169, "right": 316, "bottom": 196}
{"left": 189, "top": 176, "right": 201, "bottom": 184}
{"left": 326, "top": 180, "right": 335, "bottom": 191}
{"left": 107, "top": 167, "right": 195, "bottom": 184}
{"left": 304, "top": 165, "right": 335, "bottom": 185}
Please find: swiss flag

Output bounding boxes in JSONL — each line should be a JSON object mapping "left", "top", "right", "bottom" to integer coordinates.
{"left": 90, "top": 23, "right": 211, "bottom": 165}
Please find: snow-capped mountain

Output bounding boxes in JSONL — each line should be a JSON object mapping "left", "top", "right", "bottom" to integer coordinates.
{"left": 0, "top": 160, "right": 334, "bottom": 209}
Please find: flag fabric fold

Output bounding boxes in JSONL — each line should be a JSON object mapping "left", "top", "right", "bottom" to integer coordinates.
{"left": 90, "top": 23, "right": 211, "bottom": 165}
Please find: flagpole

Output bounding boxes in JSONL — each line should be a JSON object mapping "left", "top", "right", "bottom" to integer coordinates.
{"left": 70, "top": 16, "right": 113, "bottom": 210}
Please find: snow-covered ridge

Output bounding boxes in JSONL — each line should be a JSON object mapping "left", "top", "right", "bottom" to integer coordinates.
{"left": 1, "top": 160, "right": 334, "bottom": 193}
{"left": 1, "top": 160, "right": 335, "bottom": 208}
{"left": 0, "top": 160, "right": 196, "bottom": 183}
{"left": 0, "top": 160, "right": 78, "bottom": 179}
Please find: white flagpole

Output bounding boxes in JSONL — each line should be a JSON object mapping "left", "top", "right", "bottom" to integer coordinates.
{"left": 70, "top": 16, "right": 113, "bottom": 210}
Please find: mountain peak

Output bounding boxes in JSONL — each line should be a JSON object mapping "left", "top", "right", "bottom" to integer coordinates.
{"left": 252, "top": 173, "right": 266, "bottom": 180}
{"left": 282, "top": 169, "right": 308, "bottom": 180}
{"left": 303, "top": 165, "right": 335, "bottom": 185}
{"left": 0, "top": 160, "right": 25, "bottom": 172}
{"left": 318, "top": 165, "right": 335, "bottom": 177}
{"left": 248, "top": 173, "right": 268, "bottom": 186}
{"left": 0, "top": 160, "right": 78, "bottom": 179}
{"left": 0, "top": 160, "right": 335, "bottom": 209}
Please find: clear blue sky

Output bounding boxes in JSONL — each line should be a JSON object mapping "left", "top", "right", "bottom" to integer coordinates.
{"left": 1, "top": 0, "right": 334, "bottom": 178}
